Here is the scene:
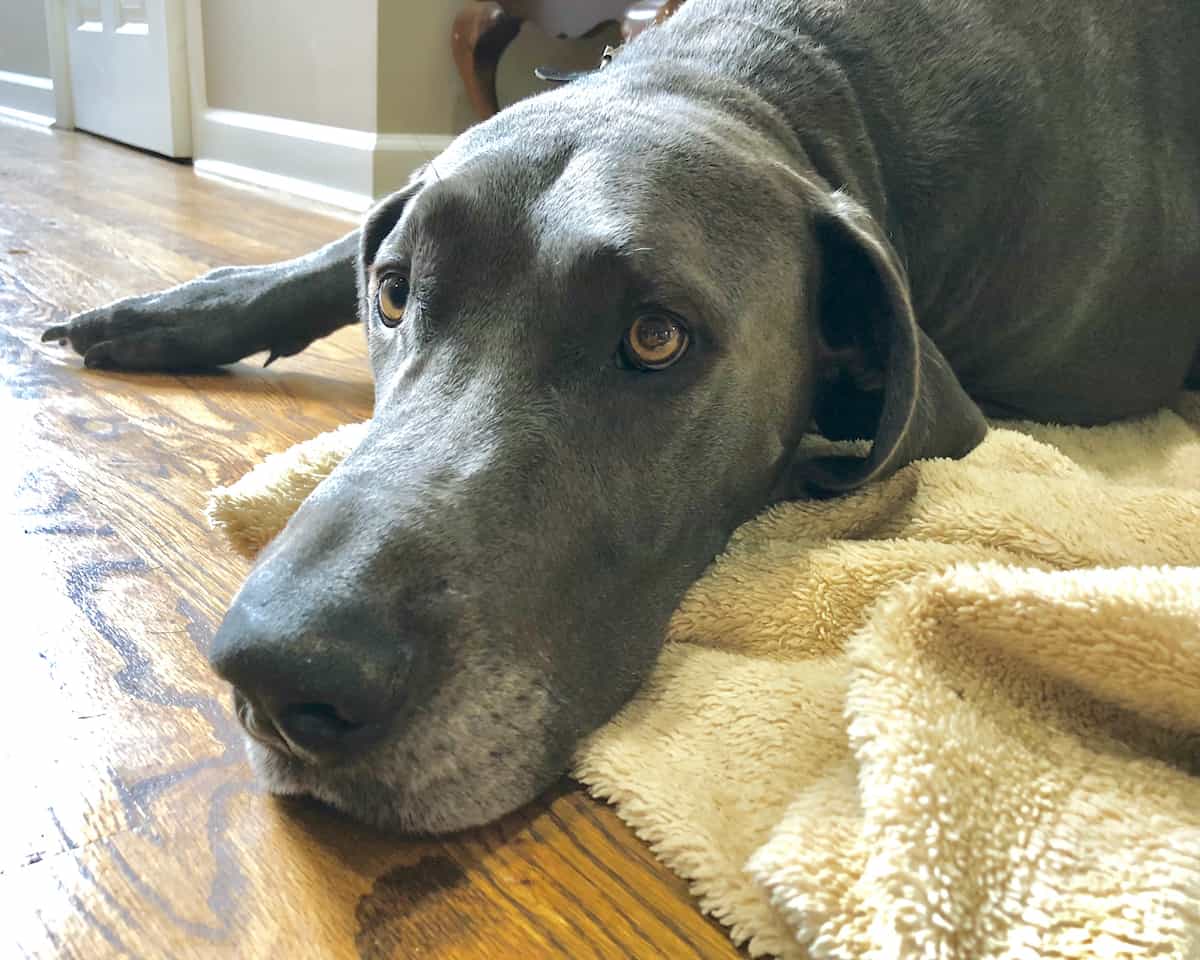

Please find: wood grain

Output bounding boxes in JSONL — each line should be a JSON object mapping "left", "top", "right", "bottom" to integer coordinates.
{"left": 0, "top": 118, "right": 743, "bottom": 959}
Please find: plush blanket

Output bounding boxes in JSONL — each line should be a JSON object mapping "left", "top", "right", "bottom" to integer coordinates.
{"left": 209, "top": 394, "right": 1200, "bottom": 960}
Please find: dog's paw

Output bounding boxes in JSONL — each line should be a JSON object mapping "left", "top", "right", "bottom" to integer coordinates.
{"left": 43, "top": 300, "right": 138, "bottom": 360}
{"left": 41, "top": 272, "right": 266, "bottom": 372}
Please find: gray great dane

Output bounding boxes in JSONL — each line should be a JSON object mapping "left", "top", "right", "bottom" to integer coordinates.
{"left": 44, "top": 0, "right": 1200, "bottom": 832}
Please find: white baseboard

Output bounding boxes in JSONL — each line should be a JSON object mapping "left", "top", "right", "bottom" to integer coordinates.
{"left": 193, "top": 158, "right": 374, "bottom": 213}
{"left": 192, "top": 107, "right": 454, "bottom": 213}
{"left": 0, "top": 69, "right": 56, "bottom": 125}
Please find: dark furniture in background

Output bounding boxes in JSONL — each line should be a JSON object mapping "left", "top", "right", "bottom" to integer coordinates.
{"left": 452, "top": 0, "right": 684, "bottom": 118}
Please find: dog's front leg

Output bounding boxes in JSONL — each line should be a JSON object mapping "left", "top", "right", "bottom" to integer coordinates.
{"left": 41, "top": 230, "right": 360, "bottom": 371}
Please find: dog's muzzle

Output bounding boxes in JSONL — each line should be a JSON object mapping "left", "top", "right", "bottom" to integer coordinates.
{"left": 212, "top": 584, "right": 411, "bottom": 765}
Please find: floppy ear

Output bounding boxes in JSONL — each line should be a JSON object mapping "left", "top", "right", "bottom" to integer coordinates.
{"left": 359, "top": 169, "right": 428, "bottom": 274}
{"left": 794, "top": 191, "right": 986, "bottom": 495}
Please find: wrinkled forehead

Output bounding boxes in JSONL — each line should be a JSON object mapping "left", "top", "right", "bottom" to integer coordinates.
{"left": 412, "top": 128, "right": 784, "bottom": 292}
{"left": 372, "top": 81, "right": 805, "bottom": 329}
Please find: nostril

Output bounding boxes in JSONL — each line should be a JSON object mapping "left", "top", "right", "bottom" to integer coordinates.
{"left": 276, "top": 702, "right": 364, "bottom": 753}
{"left": 235, "top": 690, "right": 291, "bottom": 750}
{"left": 235, "top": 691, "right": 380, "bottom": 760}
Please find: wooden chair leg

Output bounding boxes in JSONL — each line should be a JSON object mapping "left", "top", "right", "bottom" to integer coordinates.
{"left": 452, "top": 3, "right": 523, "bottom": 120}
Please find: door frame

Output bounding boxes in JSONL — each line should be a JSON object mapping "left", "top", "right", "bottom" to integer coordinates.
{"left": 44, "top": 0, "right": 192, "bottom": 155}
{"left": 42, "top": 0, "right": 74, "bottom": 128}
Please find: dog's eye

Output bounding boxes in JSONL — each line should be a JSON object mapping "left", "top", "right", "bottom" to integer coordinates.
{"left": 376, "top": 275, "right": 409, "bottom": 327}
{"left": 623, "top": 312, "right": 689, "bottom": 370}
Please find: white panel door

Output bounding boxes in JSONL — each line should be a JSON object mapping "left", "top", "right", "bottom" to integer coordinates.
{"left": 66, "top": 0, "right": 191, "bottom": 157}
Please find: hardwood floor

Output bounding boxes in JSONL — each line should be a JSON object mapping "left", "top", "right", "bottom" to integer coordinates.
{"left": 1, "top": 118, "right": 742, "bottom": 959}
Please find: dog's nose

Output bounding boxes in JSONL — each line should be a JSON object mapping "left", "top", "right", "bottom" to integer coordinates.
{"left": 233, "top": 690, "right": 370, "bottom": 757}
{"left": 209, "top": 592, "right": 408, "bottom": 761}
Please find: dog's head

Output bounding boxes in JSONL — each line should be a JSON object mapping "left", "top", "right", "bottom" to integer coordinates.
{"left": 209, "top": 70, "right": 984, "bottom": 832}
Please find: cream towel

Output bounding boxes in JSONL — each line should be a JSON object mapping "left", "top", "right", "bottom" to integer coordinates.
{"left": 208, "top": 394, "right": 1200, "bottom": 959}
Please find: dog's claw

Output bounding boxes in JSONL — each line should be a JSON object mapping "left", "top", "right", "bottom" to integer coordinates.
{"left": 263, "top": 349, "right": 282, "bottom": 368}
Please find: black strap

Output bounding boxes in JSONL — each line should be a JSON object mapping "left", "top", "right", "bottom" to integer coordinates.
{"left": 535, "top": 45, "right": 621, "bottom": 84}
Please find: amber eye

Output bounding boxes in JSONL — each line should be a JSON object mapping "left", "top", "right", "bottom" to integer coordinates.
{"left": 376, "top": 275, "right": 409, "bottom": 326}
{"left": 623, "top": 312, "right": 690, "bottom": 370}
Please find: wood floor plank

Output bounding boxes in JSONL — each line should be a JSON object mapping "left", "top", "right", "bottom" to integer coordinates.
{"left": 1, "top": 118, "right": 742, "bottom": 959}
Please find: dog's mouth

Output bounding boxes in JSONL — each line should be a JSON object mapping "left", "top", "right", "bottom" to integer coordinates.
{"left": 223, "top": 657, "right": 572, "bottom": 834}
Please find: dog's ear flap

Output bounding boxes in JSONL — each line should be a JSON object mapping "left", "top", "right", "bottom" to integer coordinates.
{"left": 794, "top": 191, "right": 986, "bottom": 495}
{"left": 359, "top": 167, "right": 428, "bottom": 271}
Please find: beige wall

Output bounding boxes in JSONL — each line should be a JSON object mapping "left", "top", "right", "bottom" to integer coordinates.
{"left": 201, "top": 0, "right": 616, "bottom": 136}
{"left": 191, "top": 1, "right": 622, "bottom": 205}
{"left": 201, "top": 0, "right": 377, "bottom": 131}
{"left": 0, "top": 0, "right": 51, "bottom": 79}
{"left": 375, "top": 4, "right": 617, "bottom": 138}
{"left": 377, "top": 0, "right": 473, "bottom": 136}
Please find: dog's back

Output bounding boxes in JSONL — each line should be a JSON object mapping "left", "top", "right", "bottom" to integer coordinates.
{"left": 640, "top": 0, "right": 1200, "bottom": 420}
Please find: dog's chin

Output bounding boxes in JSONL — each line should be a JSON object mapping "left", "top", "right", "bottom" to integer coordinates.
{"left": 234, "top": 664, "right": 567, "bottom": 834}
{"left": 243, "top": 736, "right": 555, "bottom": 833}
